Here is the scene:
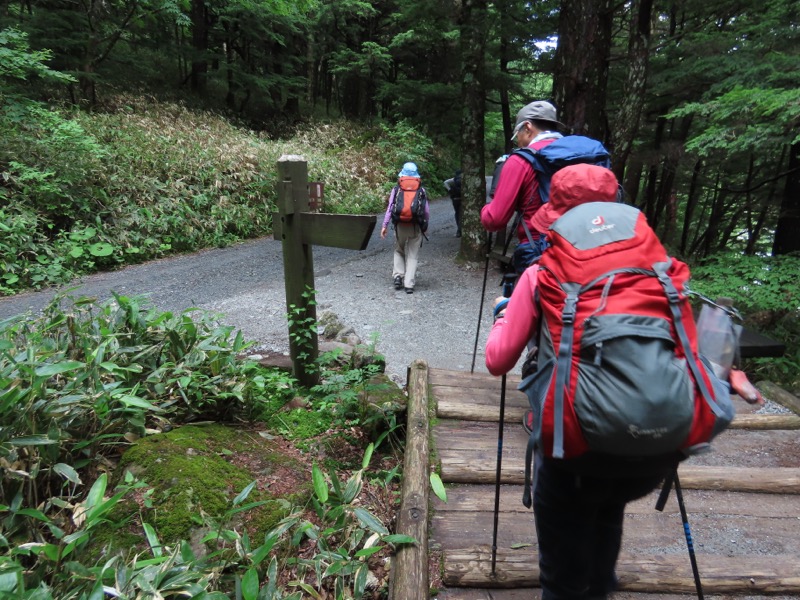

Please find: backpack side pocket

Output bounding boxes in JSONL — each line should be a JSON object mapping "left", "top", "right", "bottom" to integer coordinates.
{"left": 518, "top": 357, "right": 556, "bottom": 442}
{"left": 699, "top": 354, "right": 735, "bottom": 439}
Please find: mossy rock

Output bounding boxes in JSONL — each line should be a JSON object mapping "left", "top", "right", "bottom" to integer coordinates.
{"left": 356, "top": 373, "right": 407, "bottom": 442}
{"left": 100, "top": 423, "right": 312, "bottom": 557}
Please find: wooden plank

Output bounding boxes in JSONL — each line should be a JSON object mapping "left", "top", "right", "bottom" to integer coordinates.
{"left": 433, "top": 510, "right": 800, "bottom": 556}
{"left": 434, "top": 421, "right": 800, "bottom": 472}
{"left": 730, "top": 413, "right": 800, "bottom": 429}
{"left": 677, "top": 466, "right": 800, "bottom": 493}
{"left": 430, "top": 369, "right": 520, "bottom": 390}
{"left": 442, "top": 547, "right": 800, "bottom": 593}
{"left": 391, "top": 359, "right": 430, "bottom": 600}
{"left": 434, "top": 485, "right": 800, "bottom": 518}
{"left": 439, "top": 454, "right": 800, "bottom": 492}
{"left": 437, "top": 395, "right": 800, "bottom": 429}
{"left": 432, "top": 374, "right": 800, "bottom": 428}
{"left": 757, "top": 381, "right": 800, "bottom": 415}
{"left": 739, "top": 327, "right": 786, "bottom": 358}
{"left": 433, "top": 592, "right": 717, "bottom": 600}
{"left": 299, "top": 213, "right": 376, "bottom": 250}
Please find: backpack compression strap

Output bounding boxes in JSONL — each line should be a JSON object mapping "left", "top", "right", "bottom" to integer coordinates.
{"left": 653, "top": 262, "right": 727, "bottom": 418}
{"left": 551, "top": 285, "right": 580, "bottom": 459}
{"left": 522, "top": 433, "right": 536, "bottom": 508}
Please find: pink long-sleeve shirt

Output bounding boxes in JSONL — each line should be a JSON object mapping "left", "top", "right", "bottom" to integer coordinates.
{"left": 485, "top": 267, "right": 541, "bottom": 376}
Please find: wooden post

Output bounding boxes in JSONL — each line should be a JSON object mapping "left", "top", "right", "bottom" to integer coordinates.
{"left": 276, "top": 155, "right": 319, "bottom": 387}
{"left": 391, "top": 359, "right": 430, "bottom": 600}
{"left": 273, "top": 155, "right": 377, "bottom": 387}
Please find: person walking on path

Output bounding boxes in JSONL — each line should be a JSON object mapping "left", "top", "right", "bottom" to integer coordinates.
{"left": 480, "top": 100, "right": 563, "bottom": 275}
{"left": 485, "top": 164, "right": 689, "bottom": 600}
{"left": 380, "top": 162, "right": 429, "bottom": 294}
{"left": 443, "top": 169, "right": 462, "bottom": 237}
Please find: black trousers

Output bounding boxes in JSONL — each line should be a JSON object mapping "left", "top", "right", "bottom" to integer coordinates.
{"left": 533, "top": 455, "right": 666, "bottom": 600}
{"left": 450, "top": 196, "right": 461, "bottom": 232}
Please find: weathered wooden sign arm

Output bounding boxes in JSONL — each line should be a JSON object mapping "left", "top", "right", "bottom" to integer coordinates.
{"left": 274, "top": 155, "right": 377, "bottom": 387}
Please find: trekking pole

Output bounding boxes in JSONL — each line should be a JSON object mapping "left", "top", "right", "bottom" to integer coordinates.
{"left": 471, "top": 232, "right": 493, "bottom": 374}
{"left": 656, "top": 468, "right": 704, "bottom": 600}
{"left": 490, "top": 373, "right": 506, "bottom": 576}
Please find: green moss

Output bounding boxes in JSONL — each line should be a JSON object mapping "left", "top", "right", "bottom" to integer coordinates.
{"left": 109, "top": 423, "right": 312, "bottom": 549}
{"left": 266, "top": 407, "right": 333, "bottom": 447}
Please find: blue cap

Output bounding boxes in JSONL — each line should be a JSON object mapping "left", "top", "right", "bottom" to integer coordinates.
{"left": 399, "top": 162, "right": 419, "bottom": 178}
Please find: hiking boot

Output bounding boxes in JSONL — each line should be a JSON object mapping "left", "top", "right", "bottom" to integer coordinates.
{"left": 393, "top": 276, "right": 403, "bottom": 290}
{"left": 405, "top": 287, "right": 414, "bottom": 294}
{"left": 455, "top": 229, "right": 462, "bottom": 237}
{"left": 522, "top": 410, "right": 534, "bottom": 435}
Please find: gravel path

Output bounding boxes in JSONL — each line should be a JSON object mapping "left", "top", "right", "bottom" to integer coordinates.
{"left": 1, "top": 195, "right": 789, "bottom": 408}
{"left": 0, "top": 197, "right": 499, "bottom": 385}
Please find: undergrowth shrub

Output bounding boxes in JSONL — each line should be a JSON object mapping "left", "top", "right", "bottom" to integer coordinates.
{"left": 2, "top": 93, "right": 446, "bottom": 295}
{"left": 689, "top": 252, "right": 800, "bottom": 391}
{"left": 0, "top": 294, "right": 407, "bottom": 598}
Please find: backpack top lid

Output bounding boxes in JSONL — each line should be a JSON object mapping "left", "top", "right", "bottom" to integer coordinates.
{"left": 529, "top": 163, "right": 618, "bottom": 233}
{"left": 398, "top": 176, "right": 421, "bottom": 192}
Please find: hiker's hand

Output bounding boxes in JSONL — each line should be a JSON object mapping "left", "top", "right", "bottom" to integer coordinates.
{"left": 729, "top": 368, "right": 764, "bottom": 405}
{"left": 380, "top": 226, "right": 387, "bottom": 239}
{"left": 493, "top": 296, "right": 509, "bottom": 321}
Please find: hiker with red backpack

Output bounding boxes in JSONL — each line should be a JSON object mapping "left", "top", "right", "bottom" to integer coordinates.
{"left": 481, "top": 100, "right": 564, "bottom": 275}
{"left": 380, "top": 162, "right": 429, "bottom": 294}
{"left": 481, "top": 101, "right": 612, "bottom": 284}
{"left": 485, "top": 163, "right": 737, "bottom": 600}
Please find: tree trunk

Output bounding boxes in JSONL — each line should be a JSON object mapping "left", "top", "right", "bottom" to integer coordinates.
{"left": 497, "top": 6, "right": 512, "bottom": 153}
{"left": 190, "top": 0, "right": 209, "bottom": 94}
{"left": 772, "top": 141, "right": 800, "bottom": 255}
{"left": 552, "top": 0, "right": 613, "bottom": 139}
{"left": 623, "top": 157, "right": 643, "bottom": 206}
{"left": 702, "top": 178, "right": 728, "bottom": 259}
{"left": 459, "top": 0, "right": 488, "bottom": 262}
{"left": 746, "top": 145, "right": 787, "bottom": 255}
{"left": 224, "top": 24, "right": 236, "bottom": 109}
{"left": 611, "top": 0, "right": 653, "bottom": 181}
{"left": 680, "top": 159, "right": 703, "bottom": 256}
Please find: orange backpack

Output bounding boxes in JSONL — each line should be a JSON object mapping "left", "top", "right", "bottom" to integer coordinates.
{"left": 390, "top": 176, "right": 427, "bottom": 229}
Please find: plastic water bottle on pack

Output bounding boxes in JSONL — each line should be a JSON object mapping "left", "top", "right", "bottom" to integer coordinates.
{"left": 695, "top": 297, "right": 741, "bottom": 380}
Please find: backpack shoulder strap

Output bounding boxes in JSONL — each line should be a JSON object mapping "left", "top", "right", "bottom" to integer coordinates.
{"left": 511, "top": 147, "right": 543, "bottom": 172}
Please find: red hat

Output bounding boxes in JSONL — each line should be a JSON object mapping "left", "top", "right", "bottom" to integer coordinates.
{"left": 529, "top": 164, "right": 619, "bottom": 232}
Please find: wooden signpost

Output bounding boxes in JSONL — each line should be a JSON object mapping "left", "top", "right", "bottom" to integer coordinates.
{"left": 274, "top": 155, "right": 377, "bottom": 387}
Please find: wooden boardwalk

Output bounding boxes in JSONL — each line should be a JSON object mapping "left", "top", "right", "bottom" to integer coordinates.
{"left": 425, "top": 368, "right": 800, "bottom": 599}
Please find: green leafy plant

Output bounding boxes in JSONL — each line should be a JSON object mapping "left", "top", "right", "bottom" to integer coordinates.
{"left": 1, "top": 292, "right": 408, "bottom": 598}
{"left": 689, "top": 252, "right": 800, "bottom": 389}
{"left": 276, "top": 444, "right": 414, "bottom": 598}
{"left": 286, "top": 288, "right": 319, "bottom": 371}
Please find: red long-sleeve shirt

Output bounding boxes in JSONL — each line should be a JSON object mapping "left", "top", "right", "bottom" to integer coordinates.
{"left": 480, "top": 138, "right": 556, "bottom": 244}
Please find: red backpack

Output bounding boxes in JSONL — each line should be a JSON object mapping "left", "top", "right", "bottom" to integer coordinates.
{"left": 520, "top": 202, "right": 733, "bottom": 489}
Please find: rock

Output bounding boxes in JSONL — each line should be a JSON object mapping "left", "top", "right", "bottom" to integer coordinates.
{"left": 355, "top": 373, "right": 407, "bottom": 442}
{"left": 335, "top": 326, "right": 361, "bottom": 345}
{"left": 282, "top": 396, "right": 310, "bottom": 410}
{"left": 317, "top": 309, "right": 346, "bottom": 340}
{"left": 319, "top": 340, "right": 357, "bottom": 367}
